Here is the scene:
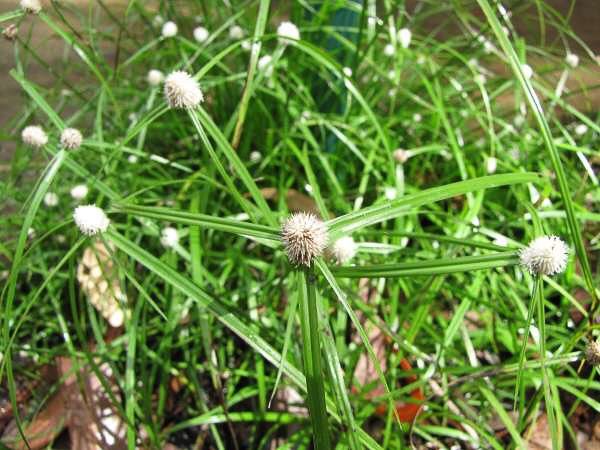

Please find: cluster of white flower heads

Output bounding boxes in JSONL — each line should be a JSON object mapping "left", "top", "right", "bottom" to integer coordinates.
{"left": 147, "top": 69, "right": 164, "bottom": 86}
{"left": 519, "top": 235, "right": 569, "bottom": 276}
{"left": 277, "top": 21, "right": 300, "bottom": 44}
{"left": 60, "top": 127, "right": 83, "bottom": 150}
{"left": 281, "top": 212, "right": 328, "bottom": 266}
{"left": 20, "top": 0, "right": 41, "bottom": 13}
{"left": 22, "top": 125, "right": 48, "bottom": 148}
{"left": 164, "top": 70, "right": 204, "bottom": 109}
{"left": 193, "top": 26, "right": 209, "bottom": 43}
{"left": 160, "top": 227, "right": 179, "bottom": 248}
{"left": 74, "top": 204, "right": 110, "bottom": 236}
{"left": 161, "top": 21, "right": 178, "bottom": 38}
{"left": 331, "top": 236, "right": 357, "bottom": 265}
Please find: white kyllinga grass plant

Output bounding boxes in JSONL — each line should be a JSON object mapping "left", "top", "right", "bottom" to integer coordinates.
{"left": 106, "top": 73, "right": 544, "bottom": 445}
{"left": 6, "top": 3, "right": 593, "bottom": 447}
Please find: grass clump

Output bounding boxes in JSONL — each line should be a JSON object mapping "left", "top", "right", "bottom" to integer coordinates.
{"left": 1, "top": 1, "right": 599, "bottom": 449}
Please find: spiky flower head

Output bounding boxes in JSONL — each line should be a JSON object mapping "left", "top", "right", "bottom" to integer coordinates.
{"left": 160, "top": 227, "right": 179, "bottom": 248}
{"left": 585, "top": 340, "right": 600, "bottom": 366}
{"left": 565, "top": 53, "right": 579, "bottom": 69}
{"left": 397, "top": 28, "right": 412, "bottom": 48}
{"left": 70, "top": 184, "right": 88, "bottom": 200}
{"left": 193, "top": 26, "right": 209, "bottom": 43}
{"left": 161, "top": 21, "right": 178, "bottom": 38}
{"left": 164, "top": 70, "right": 203, "bottom": 109}
{"left": 277, "top": 21, "right": 300, "bottom": 44}
{"left": 73, "top": 204, "right": 110, "bottom": 236}
{"left": 21, "top": 125, "right": 48, "bottom": 148}
{"left": 147, "top": 69, "right": 164, "bottom": 86}
{"left": 20, "top": 0, "right": 41, "bottom": 13}
{"left": 60, "top": 127, "right": 83, "bottom": 150}
{"left": 331, "top": 236, "right": 357, "bottom": 265}
{"left": 519, "top": 236, "right": 569, "bottom": 276}
{"left": 281, "top": 212, "right": 328, "bottom": 266}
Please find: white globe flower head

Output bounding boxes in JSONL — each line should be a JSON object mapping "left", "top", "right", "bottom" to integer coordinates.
{"left": 22, "top": 125, "right": 48, "bottom": 148}
{"left": 153, "top": 15, "right": 164, "bottom": 27}
{"left": 585, "top": 341, "right": 600, "bottom": 366}
{"left": 277, "top": 21, "right": 300, "bottom": 44}
{"left": 128, "top": 155, "right": 138, "bottom": 164}
{"left": 161, "top": 21, "right": 178, "bottom": 38}
{"left": 249, "top": 151, "right": 262, "bottom": 163}
{"left": 229, "top": 25, "right": 244, "bottom": 40}
{"left": 574, "top": 123, "right": 588, "bottom": 136}
{"left": 147, "top": 69, "right": 164, "bottom": 86}
{"left": 384, "top": 187, "right": 397, "bottom": 200}
{"left": 257, "top": 54, "right": 274, "bottom": 76}
{"left": 413, "top": 113, "right": 422, "bottom": 123}
{"left": 70, "top": 184, "right": 88, "bottom": 200}
{"left": 342, "top": 67, "right": 353, "bottom": 77}
{"left": 521, "top": 63, "right": 533, "bottom": 80}
{"left": 164, "top": 70, "right": 204, "bottom": 109}
{"left": 384, "top": 43, "right": 395, "bottom": 56}
{"left": 281, "top": 212, "right": 328, "bottom": 266}
{"left": 193, "top": 26, "right": 209, "bottom": 43}
{"left": 60, "top": 127, "right": 83, "bottom": 150}
{"left": 331, "top": 236, "right": 357, "bottom": 265}
{"left": 20, "top": 0, "right": 41, "bottom": 13}
{"left": 397, "top": 28, "right": 412, "bottom": 49}
{"left": 485, "top": 156, "right": 497, "bottom": 174}
{"left": 565, "top": 53, "right": 579, "bottom": 69}
{"left": 520, "top": 235, "right": 569, "bottom": 276}
{"left": 393, "top": 148, "right": 411, "bottom": 164}
{"left": 160, "top": 227, "right": 179, "bottom": 248}
{"left": 474, "top": 73, "right": 486, "bottom": 85}
{"left": 44, "top": 192, "right": 58, "bottom": 207}
{"left": 74, "top": 204, "right": 110, "bottom": 236}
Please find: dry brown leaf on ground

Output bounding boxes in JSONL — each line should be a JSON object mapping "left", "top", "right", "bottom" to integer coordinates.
{"left": 3, "top": 357, "right": 126, "bottom": 449}
{"left": 260, "top": 188, "right": 320, "bottom": 215}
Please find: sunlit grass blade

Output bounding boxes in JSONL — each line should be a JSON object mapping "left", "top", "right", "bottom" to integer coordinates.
{"left": 327, "top": 173, "right": 541, "bottom": 236}
{"left": 113, "top": 204, "right": 280, "bottom": 243}
{"left": 333, "top": 251, "right": 519, "bottom": 278}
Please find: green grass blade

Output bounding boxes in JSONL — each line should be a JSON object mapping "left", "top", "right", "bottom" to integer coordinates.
{"left": 297, "top": 268, "right": 332, "bottom": 450}
{"left": 333, "top": 251, "right": 519, "bottom": 278}
{"left": 113, "top": 204, "right": 280, "bottom": 243}
{"left": 327, "top": 173, "right": 541, "bottom": 236}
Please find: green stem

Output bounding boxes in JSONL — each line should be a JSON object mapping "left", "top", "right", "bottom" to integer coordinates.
{"left": 298, "top": 268, "right": 332, "bottom": 450}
